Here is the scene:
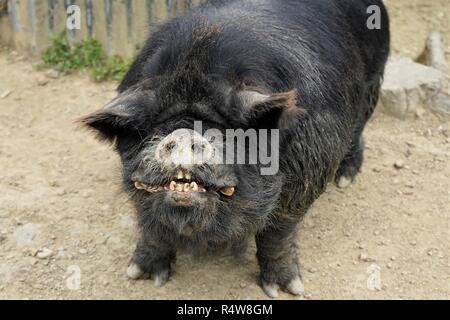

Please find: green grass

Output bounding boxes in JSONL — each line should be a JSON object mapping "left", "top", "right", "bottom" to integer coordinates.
{"left": 42, "top": 33, "right": 132, "bottom": 82}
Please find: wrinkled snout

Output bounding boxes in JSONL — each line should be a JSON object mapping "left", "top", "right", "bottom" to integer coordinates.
{"left": 131, "top": 128, "right": 237, "bottom": 207}
{"left": 155, "top": 129, "right": 221, "bottom": 168}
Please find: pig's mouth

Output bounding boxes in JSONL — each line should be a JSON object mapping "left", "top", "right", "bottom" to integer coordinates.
{"left": 133, "top": 169, "right": 236, "bottom": 197}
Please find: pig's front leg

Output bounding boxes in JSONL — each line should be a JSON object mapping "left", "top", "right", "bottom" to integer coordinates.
{"left": 126, "top": 234, "right": 176, "bottom": 288}
{"left": 256, "top": 220, "right": 304, "bottom": 298}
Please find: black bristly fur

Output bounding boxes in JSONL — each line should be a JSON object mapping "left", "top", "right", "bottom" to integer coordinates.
{"left": 80, "top": 0, "right": 390, "bottom": 295}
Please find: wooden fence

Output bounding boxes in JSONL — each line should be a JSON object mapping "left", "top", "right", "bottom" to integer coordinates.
{"left": 0, "top": 0, "right": 202, "bottom": 58}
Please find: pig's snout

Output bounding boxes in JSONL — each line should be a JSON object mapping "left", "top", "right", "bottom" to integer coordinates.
{"left": 155, "top": 129, "right": 220, "bottom": 167}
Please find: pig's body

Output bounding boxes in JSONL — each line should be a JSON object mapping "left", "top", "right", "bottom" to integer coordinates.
{"left": 81, "top": 0, "right": 390, "bottom": 297}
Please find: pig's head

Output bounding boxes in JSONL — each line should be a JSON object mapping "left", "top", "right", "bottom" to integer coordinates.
{"left": 78, "top": 78, "right": 302, "bottom": 243}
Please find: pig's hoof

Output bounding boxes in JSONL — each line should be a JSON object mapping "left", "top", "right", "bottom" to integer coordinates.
{"left": 262, "top": 282, "right": 280, "bottom": 299}
{"left": 286, "top": 277, "right": 305, "bottom": 296}
{"left": 337, "top": 176, "right": 353, "bottom": 189}
{"left": 261, "top": 277, "right": 304, "bottom": 298}
{"left": 153, "top": 269, "right": 170, "bottom": 288}
{"left": 127, "top": 262, "right": 173, "bottom": 287}
{"left": 127, "top": 263, "right": 145, "bottom": 280}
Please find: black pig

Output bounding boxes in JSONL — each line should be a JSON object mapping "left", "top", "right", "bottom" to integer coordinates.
{"left": 79, "top": 0, "right": 389, "bottom": 298}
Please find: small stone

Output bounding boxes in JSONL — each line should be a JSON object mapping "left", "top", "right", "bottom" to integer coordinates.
{"left": 359, "top": 253, "right": 375, "bottom": 262}
{"left": 37, "top": 77, "right": 49, "bottom": 86}
{"left": 390, "top": 256, "right": 396, "bottom": 261}
{"left": 79, "top": 248, "right": 88, "bottom": 255}
{"left": 424, "top": 129, "right": 433, "bottom": 138}
{"left": 55, "top": 188, "right": 66, "bottom": 196}
{"left": 36, "top": 248, "right": 53, "bottom": 259}
{"left": 386, "top": 263, "right": 393, "bottom": 269}
{"left": 45, "top": 70, "right": 60, "bottom": 79}
{"left": 304, "top": 293, "right": 313, "bottom": 300}
{"left": 81, "top": 190, "right": 91, "bottom": 198}
{"left": 415, "top": 108, "right": 425, "bottom": 118}
{"left": 49, "top": 180, "right": 61, "bottom": 188}
{"left": 101, "top": 205, "right": 111, "bottom": 212}
{"left": 0, "top": 90, "right": 12, "bottom": 99}
{"left": 410, "top": 240, "right": 417, "bottom": 246}
{"left": 394, "top": 160, "right": 405, "bottom": 169}
{"left": 308, "top": 268, "right": 317, "bottom": 274}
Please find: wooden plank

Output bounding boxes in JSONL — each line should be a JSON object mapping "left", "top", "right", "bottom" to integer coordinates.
{"left": 90, "top": 0, "right": 108, "bottom": 54}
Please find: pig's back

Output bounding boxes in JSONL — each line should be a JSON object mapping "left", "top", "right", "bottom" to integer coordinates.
{"left": 182, "top": 0, "right": 388, "bottom": 117}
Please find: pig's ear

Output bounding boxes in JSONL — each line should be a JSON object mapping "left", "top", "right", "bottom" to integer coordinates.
{"left": 76, "top": 96, "right": 135, "bottom": 143}
{"left": 237, "top": 89, "right": 305, "bottom": 126}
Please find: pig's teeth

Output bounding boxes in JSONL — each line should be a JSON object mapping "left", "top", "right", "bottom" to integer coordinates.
{"left": 170, "top": 181, "right": 177, "bottom": 191}
{"left": 190, "top": 182, "right": 199, "bottom": 192}
{"left": 184, "top": 183, "right": 191, "bottom": 192}
{"left": 176, "top": 184, "right": 184, "bottom": 192}
{"left": 219, "top": 187, "right": 235, "bottom": 197}
{"left": 185, "top": 172, "right": 192, "bottom": 181}
{"left": 177, "top": 170, "right": 184, "bottom": 180}
{"left": 136, "top": 182, "right": 168, "bottom": 193}
{"left": 134, "top": 182, "right": 148, "bottom": 190}
{"left": 143, "top": 186, "right": 162, "bottom": 193}
{"left": 199, "top": 187, "right": 207, "bottom": 193}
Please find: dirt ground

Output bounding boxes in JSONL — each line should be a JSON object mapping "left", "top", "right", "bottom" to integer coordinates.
{"left": 385, "top": 0, "right": 450, "bottom": 65}
{"left": 0, "top": 1, "right": 449, "bottom": 300}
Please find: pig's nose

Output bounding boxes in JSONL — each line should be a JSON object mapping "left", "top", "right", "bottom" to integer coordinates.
{"left": 155, "top": 129, "right": 218, "bottom": 167}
